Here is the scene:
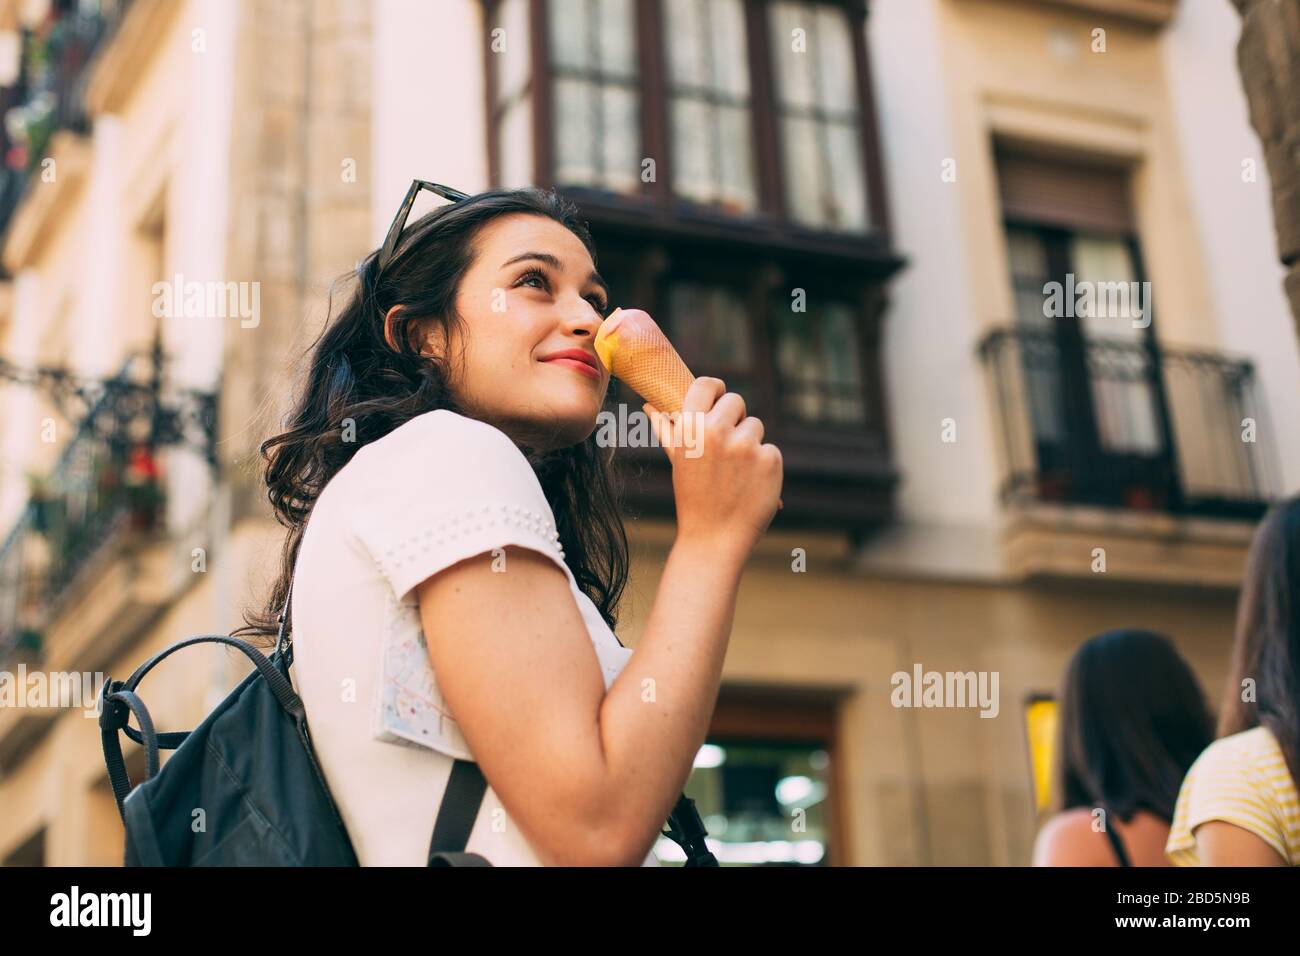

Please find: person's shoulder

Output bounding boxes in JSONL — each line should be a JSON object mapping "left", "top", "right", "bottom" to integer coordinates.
{"left": 336, "top": 409, "right": 531, "bottom": 489}
{"left": 1172, "top": 727, "right": 1286, "bottom": 834}
{"left": 1033, "top": 808, "right": 1109, "bottom": 865}
{"left": 1192, "top": 727, "right": 1283, "bottom": 778}
{"left": 358, "top": 408, "right": 520, "bottom": 463}
{"left": 1169, "top": 727, "right": 1295, "bottom": 865}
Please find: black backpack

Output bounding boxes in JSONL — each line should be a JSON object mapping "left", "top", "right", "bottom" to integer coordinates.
{"left": 99, "top": 599, "right": 717, "bottom": 866}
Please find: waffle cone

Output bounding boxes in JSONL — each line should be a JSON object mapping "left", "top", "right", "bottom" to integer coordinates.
{"left": 594, "top": 308, "right": 696, "bottom": 414}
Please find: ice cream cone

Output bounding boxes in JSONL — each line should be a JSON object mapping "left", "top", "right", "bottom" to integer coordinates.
{"left": 595, "top": 307, "right": 783, "bottom": 510}
{"left": 594, "top": 308, "right": 696, "bottom": 414}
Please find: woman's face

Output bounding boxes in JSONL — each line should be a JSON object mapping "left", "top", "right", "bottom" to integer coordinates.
{"left": 423, "top": 213, "right": 612, "bottom": 452}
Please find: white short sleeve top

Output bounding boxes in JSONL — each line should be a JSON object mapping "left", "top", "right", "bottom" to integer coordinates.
{"left": 288, "top": 408, "right": 660, "bottom": 866}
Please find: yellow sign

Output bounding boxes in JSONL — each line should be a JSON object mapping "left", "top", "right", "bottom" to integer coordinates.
{"left": 1025, "top": 696, "right": 1057, "bottom": 813}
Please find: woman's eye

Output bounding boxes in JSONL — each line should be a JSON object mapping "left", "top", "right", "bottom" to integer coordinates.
{"left": 516, "top": 269, "right": 605, "bottom": 313}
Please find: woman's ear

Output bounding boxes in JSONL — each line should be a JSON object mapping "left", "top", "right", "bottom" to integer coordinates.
{"left": 382, "top": 304, "right": 406, "bottom": 353}
{"left": 385, "top": 305, "right": 447, "bottom": 360}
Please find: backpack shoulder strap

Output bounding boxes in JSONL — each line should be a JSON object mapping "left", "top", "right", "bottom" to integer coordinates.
{"left": 427, "top": 759, "right": 488, "bottom": 865}
{"left": 276, "top": 577, "right": 295, "bottom": 667}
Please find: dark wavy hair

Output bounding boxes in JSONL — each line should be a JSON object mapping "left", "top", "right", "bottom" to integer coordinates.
{"left": 235, "top": 187, "right": 628, "bottom": 644}
{"left": 1054, "top": 628, "right": 1214, "bottom": 822}
{"left": 1218, "top": 496, "right": 1300, "bottom": 789}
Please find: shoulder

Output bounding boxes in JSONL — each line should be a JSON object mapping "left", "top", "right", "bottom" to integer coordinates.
{"left": 353, "top": 409, "right": 523, "bottom": 470}
{"left": 1167, "top": 727, "right": 1294, "bottom": 865}
{"left": 1189, "top": 727, "right": 1285, "bottom": 780}
{"left": 321, "top": 410, "right": 566, "bottom": 603}
{"left": 330, "top": 409, "right": 539, "bottom": 501}
{"left": 1033, "top": 808, "right": 1109, "bottom": 866}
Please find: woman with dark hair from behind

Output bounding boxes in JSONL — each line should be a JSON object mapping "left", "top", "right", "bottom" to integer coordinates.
{"left": 1033, "top": 629, "right": 1214, "bottom": 866}
{"left": 1166, "top": 496, "right": 1300, "bottom": 866}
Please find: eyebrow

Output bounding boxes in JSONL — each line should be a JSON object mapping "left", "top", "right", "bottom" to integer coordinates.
{"left": 501, "top": 251, "right": 609, "bottom": 300}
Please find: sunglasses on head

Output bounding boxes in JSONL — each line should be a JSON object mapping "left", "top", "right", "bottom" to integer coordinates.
{"left": 375, "top": 180, "right": 471, "bottom": 274}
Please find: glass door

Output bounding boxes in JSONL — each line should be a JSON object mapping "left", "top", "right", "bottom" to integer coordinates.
{"left": 1006, "top": 223, "right": 1178, "bottom": 509}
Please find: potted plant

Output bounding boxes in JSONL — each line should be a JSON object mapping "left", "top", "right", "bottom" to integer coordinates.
{"left": 123, "top": 443, "right": 164, "bottom": 531}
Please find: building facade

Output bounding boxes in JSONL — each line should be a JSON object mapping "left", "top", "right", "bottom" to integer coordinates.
{"left": 0, "top": 0, "right": 1296, "bottom": 865}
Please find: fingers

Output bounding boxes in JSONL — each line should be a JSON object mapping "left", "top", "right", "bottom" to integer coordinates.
{"left": 682, "top": 376, "right": 726, "bottom": 416}
{"left": 711, "top": 392, "right": 747, "bottom": 428}
{"left": 734, "top": 416, "right": 764, "bottom": 445}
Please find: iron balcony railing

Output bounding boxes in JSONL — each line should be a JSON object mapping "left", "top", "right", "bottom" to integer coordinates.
{"left": 0, "top": 0, "right": 134, "bottom": 259}
{"left": 979, "top": 326, "right": 1276, "bottom": 519}
{"left": 0, "top": 358, "right": 167, "bottom": 665}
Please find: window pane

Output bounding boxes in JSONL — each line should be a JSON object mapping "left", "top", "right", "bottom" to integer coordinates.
{"left": 670, "top": 99, "right": 756, "bottom": 210}
{"left": 1007, "top": 227, "right": 1047, "bottom": 278}
{"left": 769, "top": 1, "right": 817, "bottom": 110}
{"left": 773, "top": 297, "right": 868, "bottom": 425}
{"left": 773, "top": 303, "right": 822, "bottom": 421}
{"left": 665, "top": 0, "right": 707, "bottom": 88}
{"left": 601, "top": 85, "right": 641, "bottom": 193}
{"left": 1006, "top": 227, "right": 1051, "bottom": 329}
{"left": 554, "top": 77, "right": 596, "bottom": 184}
{"left": 770, "top": 2, "right": 869, "bottom": 232}
{"left": 823, "top": 121, "right": 868, "bottom": 231}
{"left": 551, "top": 0, "right": 637, "bottom": 76}
{"left": 547, "top": 0, "right": 639, "bottom": 193}
{"left": 710, "top": 0, "right": 750, "bottom": 97}
{"left": 813, "top": 4, "right": 856, "bottom": 117}
{"left": 549, "top": 0, "right": 590, "bottom": 71}
{"left": 1002, "top": 228, "right": 1065, "bottom": 442}
{"left": 595, "top": 0, "right": 637, "bottom": 79}
{"left": 1069, "top": 234, "right": 1160, "bottom": 454}
{"left": 780, "top": 115, "right": 822, "bottom": 227}
{"left": 820, "top": 303, "right": 865, "bottom": 424}
{"left": 667, "top": 281, "right": 753, "bottom": 376}
{"left": 670, "top": 98, "right": 712, "bottom": 203}
{"left": 1069, "top": 234, "right": 1143, "bottom": 340}
{"left": 718, "top": 105, "right": 757, "bottom": 212}
{"left": 665, "top": 0, "right": 755, "bottom": 212}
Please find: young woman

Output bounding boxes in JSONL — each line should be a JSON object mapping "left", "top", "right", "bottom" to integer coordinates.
{"left": 1166, "top": 497, "right": 1300, "bottom": 866}
{"left": 238, "top": 186, "right": 784, "bottom": 865}
{"left": 1032, "top": 629, "right": 1214, "bottom": 866}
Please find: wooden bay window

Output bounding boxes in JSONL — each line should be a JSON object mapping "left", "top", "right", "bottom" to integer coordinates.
{"left": 483, "top": 0, "right": 903, "bottom": 535}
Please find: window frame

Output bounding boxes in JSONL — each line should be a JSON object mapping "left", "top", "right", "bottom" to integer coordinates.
{"left": 483, "top": 0, "right": 891, "bottom": 243}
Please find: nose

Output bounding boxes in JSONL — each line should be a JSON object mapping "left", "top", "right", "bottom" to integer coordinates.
{"left": 559, "top": 297, "right": 600, "bottom": 338}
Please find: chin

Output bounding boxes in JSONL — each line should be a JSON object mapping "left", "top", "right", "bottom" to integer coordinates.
{"left": 547, "top": 405, "right": 601, "bottom": 447}
{"left": 502, "top": 396, "right": 602, "bottom": 452}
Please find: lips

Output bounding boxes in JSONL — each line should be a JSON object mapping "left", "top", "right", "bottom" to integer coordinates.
{"left": 540, "top": 348, "right": 601, "bottom": 379}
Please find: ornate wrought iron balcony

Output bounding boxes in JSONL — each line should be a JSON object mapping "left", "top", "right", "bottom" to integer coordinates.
{"left": 0, "top": 0, "right": 133, "bottom": 258}
{"left": 0, "top": 343, "right": 215, "bottom": 665}
{"left": 980, "top": 325, "right": 1276, "bottom": 520}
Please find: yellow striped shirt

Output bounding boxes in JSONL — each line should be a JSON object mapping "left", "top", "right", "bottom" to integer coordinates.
{"left": 1167, "top": 726, "right": 1300, "bottom": 865}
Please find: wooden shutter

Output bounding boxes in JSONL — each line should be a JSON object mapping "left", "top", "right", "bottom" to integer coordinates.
{"left": 996, "top": 151, "right": 1135, "bottom": 233}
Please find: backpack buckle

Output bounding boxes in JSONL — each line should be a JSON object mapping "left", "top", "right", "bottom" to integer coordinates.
{"left": 98, "top": 679, "right": 128, "bottom": 732}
